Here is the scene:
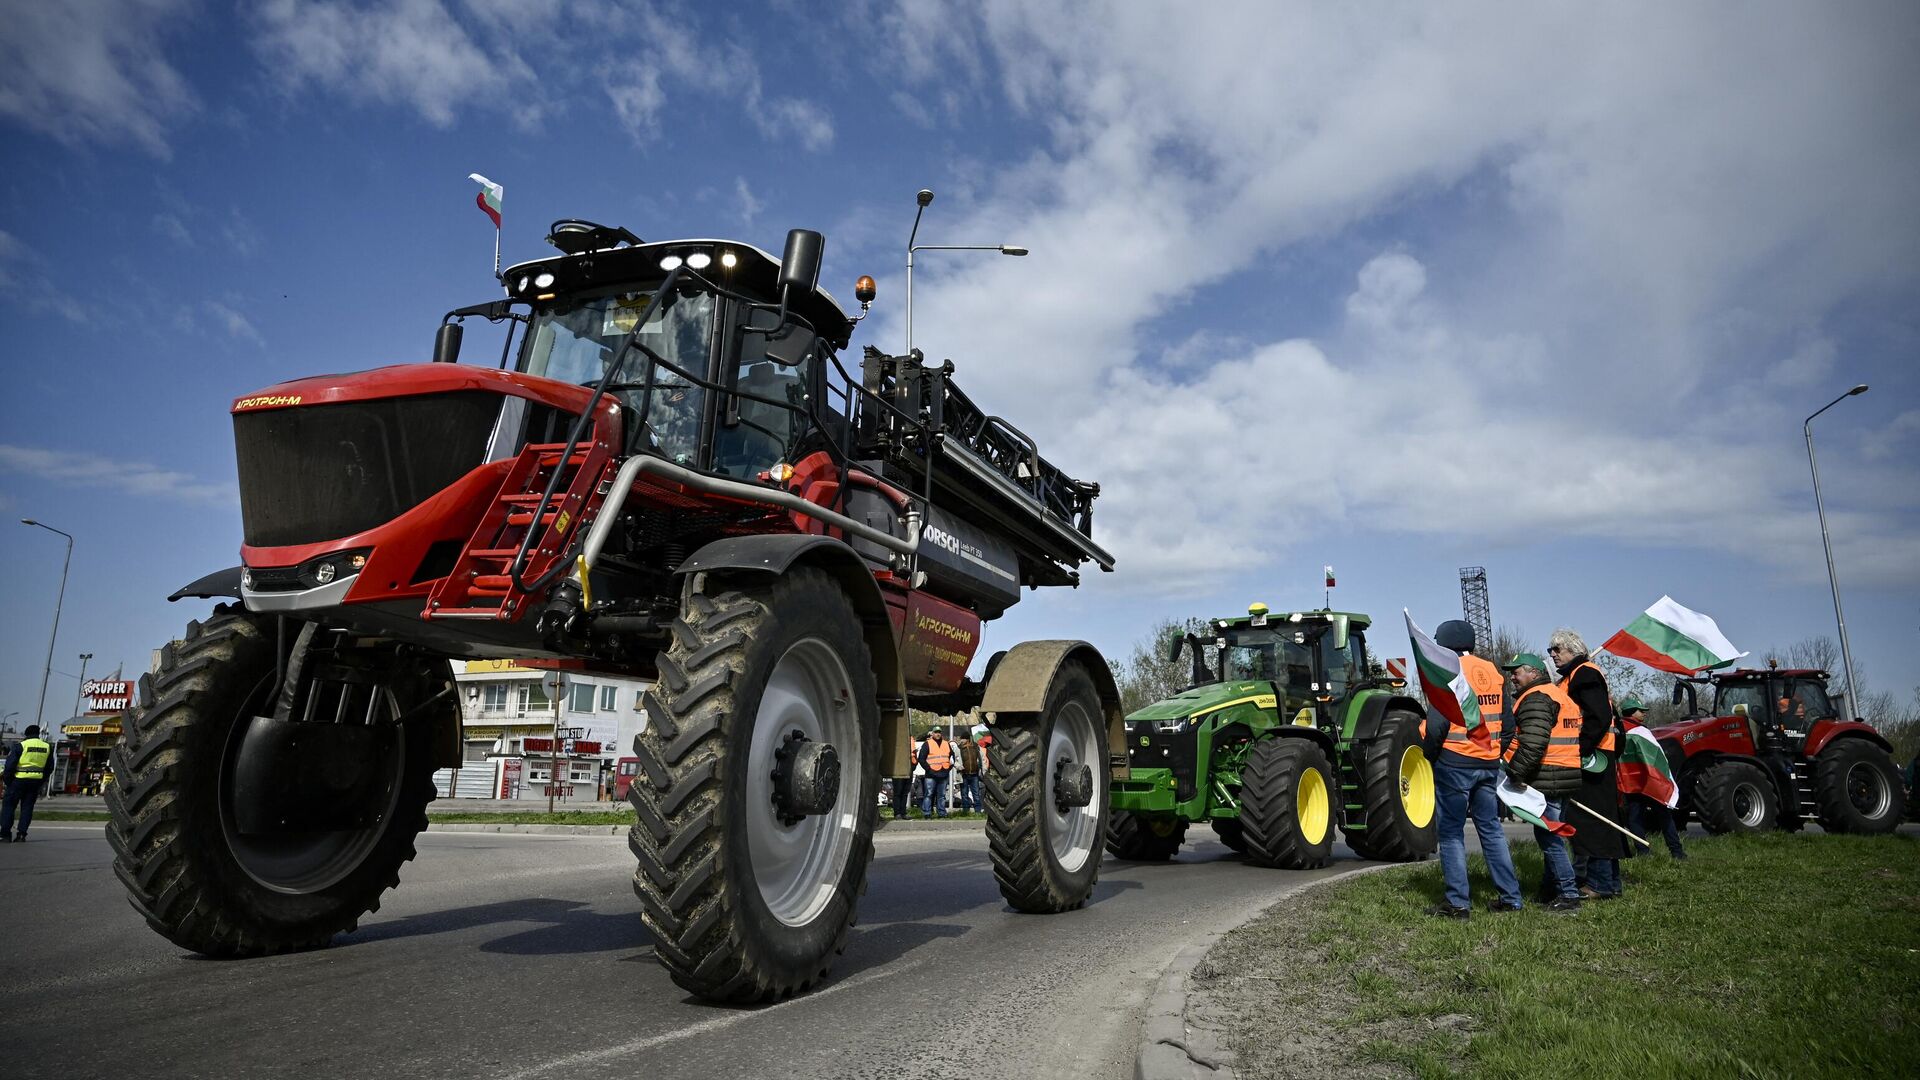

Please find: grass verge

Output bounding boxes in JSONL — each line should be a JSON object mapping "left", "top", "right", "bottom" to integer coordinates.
{"left": 1196, "top": 832, "right": 1918, "bottom": 1079}
{"left": 29, "top": 809, "right": 639, "bottom": 825}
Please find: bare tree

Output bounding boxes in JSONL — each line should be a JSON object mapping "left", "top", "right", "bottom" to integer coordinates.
{"left": 1483, "top": 624, "right": 1534, "bottom": 664}
{"left": 1113, "top": 616, "right": 1214, "bottom": 713}
{"left": 1785, "top": 635, "right": 1841, "bottom": 675}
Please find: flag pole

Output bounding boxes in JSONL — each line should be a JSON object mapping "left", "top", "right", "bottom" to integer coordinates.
{"left": 493, "top": 226, "right": 501, "bottom": 282}
{"left": 1567, "top": 798, "right": 1652, "bottom": 848}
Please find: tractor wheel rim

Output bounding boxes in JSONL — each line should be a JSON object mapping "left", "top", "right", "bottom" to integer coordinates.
{"left": 1297, "top": 766, "right": 1330, "bottom": 846}
{"left": 1398, "top": 745, "right": 1435, "bottom": 829}
{"left": 1045, "top": 696, "right": 1101, "bottom": 873}
{"left": 1843, "top": 761, "right": 1890, "bottom": 820}
{"left": 746, "top": 637, "right": 860, "bottom": 928}
{"left": 1733, "top": 781, "right": 1766, "bottom": 826}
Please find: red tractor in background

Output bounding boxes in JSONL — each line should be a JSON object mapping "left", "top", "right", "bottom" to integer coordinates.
{"left": 1655, "top": 663, "right": 1905, "bottom": 835}
{"left": 106, "top": 219, "right": 1122, "bottom": 1003}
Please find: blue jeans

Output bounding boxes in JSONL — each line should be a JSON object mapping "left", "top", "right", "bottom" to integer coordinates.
{"left": 922, "top": 772, "right": 951, "bottom": 817}
{"left": 1435, "top": 760, "right": 1523, "bottom": 909}
{"left": 1586, "top": 856, "right": 1622, "bottom": 896}
{"left": 1536, "top": 799, "right": 1580, "bottom": 900}
{"left": 1624, "top": 797, "right": 1685, "bottom": 856}
{"left": 2, "top": 778, "right": 44, "bottom": 838}
{"left": 958, "top": 772, "right": 982, "bottom": 813}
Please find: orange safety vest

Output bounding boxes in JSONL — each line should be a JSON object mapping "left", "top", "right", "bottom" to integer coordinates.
{"left": 1508, "top": 683, "right": 1584, "bottom": 770}
{"left": 1560, "top": 660, "right": 1616, "bottom": 752}
{"left": 1443, "top": 655, "right": 1506, "bottom": 762}
{"left": 922, "top": 737, "right": 952, "bottom": 771}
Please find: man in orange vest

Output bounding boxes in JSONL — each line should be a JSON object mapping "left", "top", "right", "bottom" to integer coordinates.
{"left": 917, "top": 729, "right": 955, "bottom": 818}
{"left": 1502, "top": 654, "right": 1588, "bottom": 910}
{"left": 1549, "top": 629, "right": 1627, "bottom": 898}
{"left": 1425, "top": 621, "right": 1523, "bottom": 918}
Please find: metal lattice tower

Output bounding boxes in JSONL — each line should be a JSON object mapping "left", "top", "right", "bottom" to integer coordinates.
{"left": 1459, "top": 566, "right": 1492, "bottom": 654}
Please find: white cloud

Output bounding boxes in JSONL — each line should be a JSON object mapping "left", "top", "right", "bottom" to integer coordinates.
{"left": 0, "top": 0, "right": 197, "bottom": 156}
{"left": 0, "top": 230, "right": 86, "bottom": 323}
{"left": 758, "top": 97, "right": 834, "bottom": 151}
{"left": 734, "top": 177, "right": 763, "bottom": 223}
{"left": 0, "top": 444, "right": 233, "bottom": 505}
{"left": 151, "top": 213, "right": 192, "bottom": 246}
{"left": 204, "top": 300, "right": 265, "bottom": 345}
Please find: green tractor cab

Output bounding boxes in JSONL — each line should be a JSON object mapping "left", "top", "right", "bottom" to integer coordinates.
{"left": 1108, "top": 605, "right": 1435, "bottom": 868}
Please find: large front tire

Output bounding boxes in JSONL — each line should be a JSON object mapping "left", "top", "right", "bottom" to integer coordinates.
{"left": 986, "top": 661, "right": 1109, "bottom": 912}
{"left": 1105, "top": 812, "right": 1186, "bottom": 862}
{"left": 1240, "top": 738, "right": 1336, "bottom": 870}
{"left": 1813, "top": 739, "right": 1905, "bottom": 835}
{"left": 105, "top": 606, "right": 443, "bottom": 956}
{"left": 629, "top": 569, "right": 879, "bottom": 1003}
{"left": 1343, "top": 711, "right": 1437, "bottom": 862}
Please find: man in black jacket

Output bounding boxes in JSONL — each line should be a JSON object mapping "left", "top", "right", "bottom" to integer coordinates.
{"left": 1549, "top": 630, "right": 1628, "bottom": 898}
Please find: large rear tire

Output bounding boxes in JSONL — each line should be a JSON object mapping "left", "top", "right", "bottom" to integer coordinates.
{"left": 1694, "top": 758, "right": 1777, "bottom": 834}
{"left": 986, "top": 661, "right": 1109, "bottom": 912}
{"left": 1343, "top": 711, "right": 1436, "bottom": 862}
{"left": 105, "top": 606, "right": 444, "bottom": 956}
{"left": 1240, "top": 738, "right": 1336, "bottom": 870}
{"left": 1105, "top": 811, "right": 1186, "bottom": 861}
{"left": 1813, "top": 739, "right": 1905, "bottom": 835}
{"left": 629, "top": 569, "right": 879, "bottom": 1003}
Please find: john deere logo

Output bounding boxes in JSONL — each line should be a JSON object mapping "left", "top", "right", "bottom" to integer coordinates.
{"left": 1139, "top": 735, "right": 1150, "bottom": 746}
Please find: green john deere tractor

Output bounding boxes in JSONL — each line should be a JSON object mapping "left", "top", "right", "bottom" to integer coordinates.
{"left": 1107, "top": 605, "right": 1436, "bottom": 869}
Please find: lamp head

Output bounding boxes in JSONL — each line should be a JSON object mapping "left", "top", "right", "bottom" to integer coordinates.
{"left": 916, "top": 189, "right": 934, "bottom": 207}
{"left": 999, "top": 245, "right": 1029, "bottom": 256}
{"left": 21, "top": 518, "right": 36, "bottom": 526}
{"left": 1848, "top": 384, "right": 1869, "bottom": 396}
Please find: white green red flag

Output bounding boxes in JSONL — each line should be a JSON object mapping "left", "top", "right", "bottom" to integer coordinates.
{"left": 1617, "top": 722, "right": 1680, "bottom": 807}
{"left": 1497, "top": 775, "right": 1577, "bottom": 837}
{"left": 469, "top": 173, "right": 503, "bottom": 228}
{"left": 1405, "top": 610, "right": 1482, "bottom": 731}
{"left": 1600, "top": 595, "right": 1746, "bottom": 675}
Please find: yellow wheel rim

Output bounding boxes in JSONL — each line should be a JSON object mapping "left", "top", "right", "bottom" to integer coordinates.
{"left": 1399, "top": 745, "right": 1435, "bottom": 828}
{"left": 1297, "top": 767, "right": 1330, "bottom": 846}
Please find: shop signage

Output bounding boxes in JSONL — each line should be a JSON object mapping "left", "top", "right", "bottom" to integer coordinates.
{"left": 465, "top": 659, "right": 533, "bottom": 674}
{"left": 83, "top": 679, "right": 135, "bottom": 712}
{"left": 499, "top": 757, "right": 524, "bottom": 798}
{"left": 523, "top": 737, "right": 602, "bottom": 755}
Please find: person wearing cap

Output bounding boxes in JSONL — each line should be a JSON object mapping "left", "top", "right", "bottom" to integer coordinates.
{"left": 1547, "top": 628, "right": 1628, "bottom": 898}
{"left": 954, "top": 730, "right": 984, "bottom": 814}
{"left": 918, "top": 728, "right": 955, "bottom": 818}
{"left": 1501, "top": 655, "right": 1586, "bottom": 910}
{"left": 1423, "top": 621, "right": 1524, "bottom": 918}
{"left": 1618, "top": 699, "right": 1687, "bottom": 860}
{"left": 2, "top": 724, "right": 53, "bottom": 843}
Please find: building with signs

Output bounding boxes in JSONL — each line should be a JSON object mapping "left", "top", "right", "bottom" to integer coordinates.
{"left": 56, "top": 677, "right": 137, "bottom": 794}
{"left": 443, "top": 660, "right": 652, "bottom": 801}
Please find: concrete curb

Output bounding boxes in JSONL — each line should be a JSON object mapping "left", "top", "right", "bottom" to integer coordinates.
{"left": 427, "top": 822, "right": 631, "bottom": 835}
{"left": 1133, "top": 860, "right": 1414, "bottom": 1080}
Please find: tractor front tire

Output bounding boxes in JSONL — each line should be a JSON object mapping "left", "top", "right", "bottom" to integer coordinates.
{"left": 629, "top": 569, "right": 880, "bottom": 1003}
{"left": 986, "top": 660, "right": 1109, "bottom": 912}
{"left": 1343, "top": 711, "right": 1437, "bottom": 862}
{"left": 105, "top": 606, "right": 442, "bottom": 956}
{"left": 1239, "top": 738, "right": 1336, "bottom": 870}
{"left": 1813, "top": 739, "right": 1906, "bottom": 835}
{"left": 1105, "top": 812, "right": 1186, "bottom": 861}
{"left": 1211, "top": 818, "right": 1249, "bottom": 853}
{"left": 1694, "top": 759, "right": 1778, "bottom": 834}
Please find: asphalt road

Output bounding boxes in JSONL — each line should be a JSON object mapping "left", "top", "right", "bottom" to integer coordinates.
{"left": 4, "top": 821, "right": 1371, "bottom": 1080}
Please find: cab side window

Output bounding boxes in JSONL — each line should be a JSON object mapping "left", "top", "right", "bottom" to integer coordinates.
{"left": 1318, "top": 636, "right": 1357, "bottom": 699}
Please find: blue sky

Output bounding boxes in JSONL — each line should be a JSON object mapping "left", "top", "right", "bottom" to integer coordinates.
{"left": 3, "top": 1, "right": 1918, "bottom": 734}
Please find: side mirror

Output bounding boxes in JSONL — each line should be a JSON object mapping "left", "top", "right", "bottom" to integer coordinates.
{"left": 1166, "top": 633, "right": 1186, "bottom": 665}
{"left": 433, "top": 321, "right": 463, "bottom": 364}
{"left": 779, "top": 229, "right": 824, "bottom": 293}
{"left": 1331, "top": 614, "right": 1350, "bottom": 651}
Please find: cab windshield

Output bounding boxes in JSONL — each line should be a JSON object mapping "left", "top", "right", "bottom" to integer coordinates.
{"left": 521, "top": 287, "right": 716, "bottom": 464}
{"left": 1220, "top": 627, "right": 1315, "bottom": 685}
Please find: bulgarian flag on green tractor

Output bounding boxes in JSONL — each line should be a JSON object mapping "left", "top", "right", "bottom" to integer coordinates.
{"left": 470, "top": 173, "right": 503, "bottom": 228}
{"left": 1618, "top": 721, "right": 1680, "bottom": 807}
{"left": 1600, "top": 595, "right": 1746, "bottom": 675}
{"left": 1405, "top": 610, "right": 1481, "bottom": 731}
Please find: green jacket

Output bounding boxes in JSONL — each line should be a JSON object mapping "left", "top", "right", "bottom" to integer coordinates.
{"left": 1503, "top": 689, "right": 1583, "bottom": 797}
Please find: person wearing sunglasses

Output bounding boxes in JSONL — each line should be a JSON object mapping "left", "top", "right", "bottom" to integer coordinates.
{"left": 1548, "top": 630, "right": 1628, "bottom": 899}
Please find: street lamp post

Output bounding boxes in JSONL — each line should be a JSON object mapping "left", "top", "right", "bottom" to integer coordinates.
{"left": 904, "top": 188, "right": 1028, "bottom": 357}
{"left": 69, "top": 652, "right": 95, "bottom": 727}
{"left": 1803, "top": 384, "right": 1869, "bottom": 720}
{"left": 21, "top": 519, "right": 74, "bottom": 730}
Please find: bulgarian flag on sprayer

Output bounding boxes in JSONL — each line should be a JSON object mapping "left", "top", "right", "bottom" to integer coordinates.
{"left": 1497, "top": 775, "right": 1577, "bottom": 837}
{"left": 1405, "top": 610, "right": 1482, "bottom": 731}
{"left": 470, "top": 173, "right": 503, "bottom": 228}
{"left": 1599, "top": 595, "right": 1746, "bottom": 675}
{"left": 1617, "top": 721, "right": 1680, "bottom": 807}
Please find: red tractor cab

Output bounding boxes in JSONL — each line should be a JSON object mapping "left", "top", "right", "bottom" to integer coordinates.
{"left": 1654, "top": 665, "right": 1904, "bottom": 834}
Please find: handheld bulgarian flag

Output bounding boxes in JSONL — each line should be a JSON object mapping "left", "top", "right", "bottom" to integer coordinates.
{"left": 470, "top": 173, "right": 504, "bottom": 228}
{"left": 1617, "top": 721, "right": 1680, "bottom": 808}
{"left": 1497, "top": 775, "right": 1577, "bottom": 837}
{"left": 1406, "top": 610, "right": 1482, "bottom": 732}
{"left": 1600, "top": 595, "right": 1746, "bottom": 675}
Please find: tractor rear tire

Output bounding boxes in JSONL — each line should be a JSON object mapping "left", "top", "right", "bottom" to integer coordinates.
{"left": 1342, "top": 711, "right": 1437, "bottom": 862}
{"left": 105, "top": 606, "right": 443, "bottom": 956}
{"left": 986, "top": 660, "right": 1109, "bottom": 913}
{"left": 1240, "top": 738, "right": 1336, "bottom": 870}
{"left": 1694, "top": 759, "right": 1777, "bottom": 834}
{"left": 1813, "top": 739, "right": 1906, "bottom": 835}
{"left": 1211, "top": 818, "right": 1249, "bottom": 853}
{"left": 628, "top": 569, "right": 879, "bottom": 1003}
{"left": 1104, "top": 812, "right": 1186, "bottom": 861}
